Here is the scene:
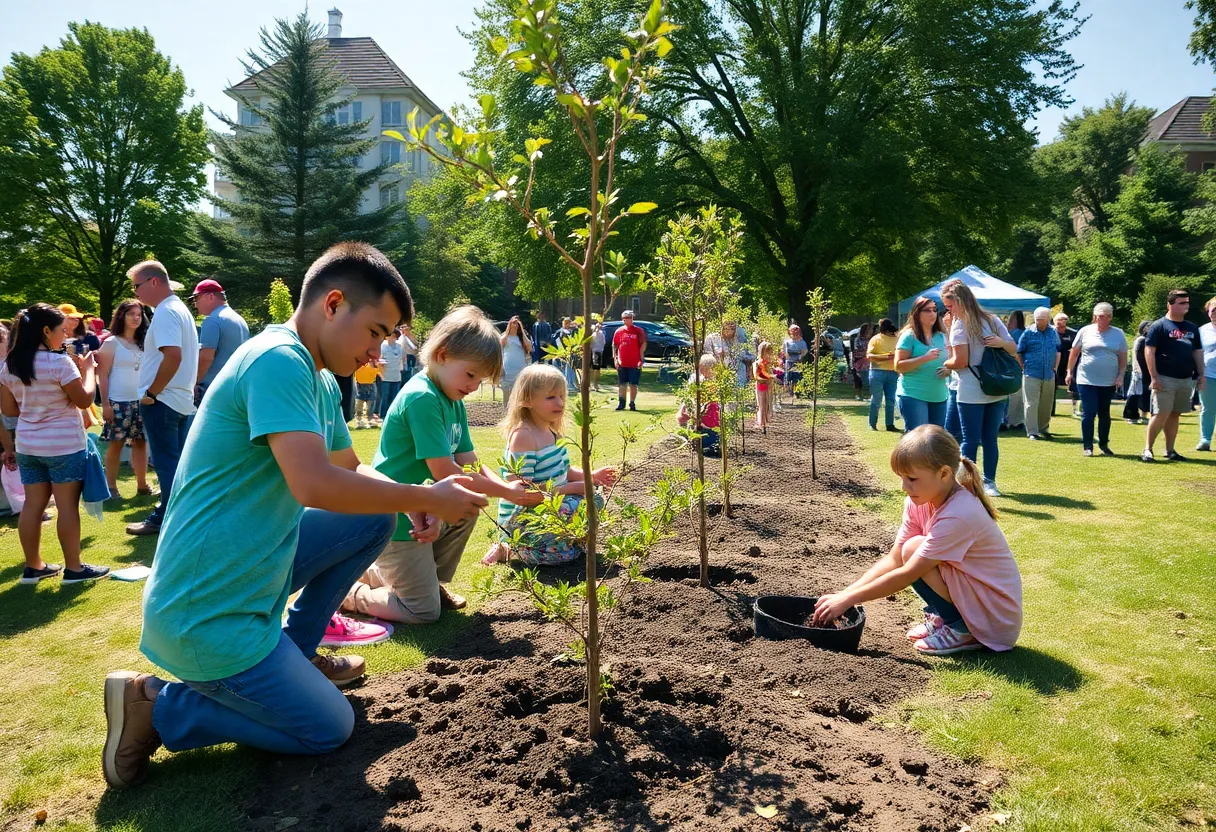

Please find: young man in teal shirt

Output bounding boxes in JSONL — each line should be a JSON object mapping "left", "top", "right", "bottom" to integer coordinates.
{"left": 102, "top": 243, "right": 488, "bottom": 789}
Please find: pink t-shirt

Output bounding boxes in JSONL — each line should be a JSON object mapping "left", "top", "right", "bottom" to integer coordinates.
{"left": 0, "top": 351, "right": 87, "bottom": 457}
{"left": 893, "top": 488, "right": 1023, "bottom": 651}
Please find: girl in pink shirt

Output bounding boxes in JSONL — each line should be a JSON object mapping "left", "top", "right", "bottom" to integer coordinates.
{"left": 812, "top": 424, "right": 1022, "bottom": 655}
{"left": 0, "top": 304, "right": 110, "bottom": 585}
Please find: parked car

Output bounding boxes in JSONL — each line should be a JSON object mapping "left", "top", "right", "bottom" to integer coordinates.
{"left": 599, "top": 319, "right": 693, "bottom": 365}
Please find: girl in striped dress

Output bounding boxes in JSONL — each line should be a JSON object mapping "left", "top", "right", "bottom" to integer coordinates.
{"left": 482, "top": 364, "right": 616, "bottom": 566}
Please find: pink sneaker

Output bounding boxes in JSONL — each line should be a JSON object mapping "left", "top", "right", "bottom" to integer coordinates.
{"left": 320, "top": 614, "right": 392, "bottom": 647}
{"left": 913, "top": 625, "right": 982, "bottom": 656}
{"left": 906, "top": 613, "right": 945, "bottom": 642}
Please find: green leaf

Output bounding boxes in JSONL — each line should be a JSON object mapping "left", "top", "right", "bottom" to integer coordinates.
{"left": 626, "top": 201, "right": 658, "bottom": 215}
{"left": 489, "top": 35, "right": 509, "bottom": 56}
{"left": 643, "top": 0, "right": 663, "bottom": 36}
{"left": 566, "top": 206, "right": 592, "bottom": 218}
{"left": 382, "top": 129, "right": 407, "bottom": 143}
{"left": 655, "top": 36, "right": 673, "bottom": 58}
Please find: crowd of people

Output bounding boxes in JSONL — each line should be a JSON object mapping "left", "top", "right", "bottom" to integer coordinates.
{"left": 0, "top": 245, "right": 1208, "bottom": 789}
{"left": 842, "top": 281, "right": 1214, "bottom": 495}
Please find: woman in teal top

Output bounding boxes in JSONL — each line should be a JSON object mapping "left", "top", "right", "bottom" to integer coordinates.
{"left": 894, "top": 296, "right": 951, "bottom": 430}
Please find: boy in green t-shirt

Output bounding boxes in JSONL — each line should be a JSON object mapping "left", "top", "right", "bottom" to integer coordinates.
{"left": 101, "top": 244, "right": 488, "bottom": 790}
{"left": 343, "top": 306, "right": 543, "bottom": 623}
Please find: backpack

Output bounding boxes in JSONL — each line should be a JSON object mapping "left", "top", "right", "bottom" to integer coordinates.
{"left": 967, "top": 325, "right": 1023, "bottom": 397}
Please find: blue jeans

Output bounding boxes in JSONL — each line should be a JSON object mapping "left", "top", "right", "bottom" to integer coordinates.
{"left": 405, "top": 355, "right": 417, "bottom": 379}
{"left": 1199, "top": 378, "right": 1216, "bottom": 445}
{"left": 868, "top": 369, "right": 898, "bottom": 429}
{"left": 958, "top": 400, "right": 1004, "bottom": 483}
{"left": 140, "top": 401, "right": 192, "bottom": 527}
{"left": 897, "top": 396, "right": 947, "bottom": 431}
{"left": 1077, "top": 384, "right": 1114, "bottom": 450}
{"left": 151, "top": 510, "right": 395, "bottom": 754}
{"left": 944, "top": 388, "right": 963, "bottom": 442}
{"left": 912, "top": 578, "right": 968, "bottom": 633}
{"left": 378, "top": 380, "right": 402, "bottom": 419}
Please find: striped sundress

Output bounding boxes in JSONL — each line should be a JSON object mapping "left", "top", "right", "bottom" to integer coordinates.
{"left": 498, "top": 438, "right": 598, "bottom": 566}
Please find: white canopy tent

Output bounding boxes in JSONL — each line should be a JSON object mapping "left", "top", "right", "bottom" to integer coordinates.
{"left": 898, "top": 265, "right": 1049, "bottom": 318}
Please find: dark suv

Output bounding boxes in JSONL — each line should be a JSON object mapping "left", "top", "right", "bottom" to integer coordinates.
{"left": 599, "top": 320, "right": 693, "bottom": 365}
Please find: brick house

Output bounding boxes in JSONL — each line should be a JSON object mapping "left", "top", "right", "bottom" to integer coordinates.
{"left": 1142, "top": 95, "right": 1216, "bottom": 173}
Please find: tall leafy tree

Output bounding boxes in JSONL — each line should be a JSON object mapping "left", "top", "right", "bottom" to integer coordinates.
{"left": 1035, "top": 93, "right": 1155, "bottom": 233}
{"left": 0, "top": 23, "right": 208, "bottom": 319}
{"left": 193, "top": 12, "right": 402, "bottom": 303}
{"left": 1050, "top": 144, "right": 1202, "bottom": 320}
{"left": 650, "top": 0, "right": 1083, "bottom": 318}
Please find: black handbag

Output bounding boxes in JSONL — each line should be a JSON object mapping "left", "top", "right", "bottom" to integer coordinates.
{"left": 968, "top": 343, "right": 1023, "bottom": 397}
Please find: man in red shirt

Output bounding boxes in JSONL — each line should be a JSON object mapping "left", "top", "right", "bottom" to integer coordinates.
{"left": 612, "top": 310, "right": 647, "bottom": 411}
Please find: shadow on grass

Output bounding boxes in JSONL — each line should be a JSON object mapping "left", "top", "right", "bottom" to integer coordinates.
{"left": 0, "top": 580, "right": 95, "bottom": 638}
{"left": 952, "top": 645, "right": 1085, "bottom": 696}
{"left": 999, "top": 492, "right": 1095, "bottom": 511}
{"left": 1000, "top": 507, "right": 1055, "bottom": 521}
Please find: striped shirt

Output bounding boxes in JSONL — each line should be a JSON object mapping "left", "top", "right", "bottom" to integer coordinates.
{"left": 0, "top": 351, "right": 87, "bottom": 457}
{"left": 497, "top": 439, "right": 570, "bottom": 527}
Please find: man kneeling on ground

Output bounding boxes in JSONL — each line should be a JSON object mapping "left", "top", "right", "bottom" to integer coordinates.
{"left": 102, "top": 243, "right": 487, "bottom": 789}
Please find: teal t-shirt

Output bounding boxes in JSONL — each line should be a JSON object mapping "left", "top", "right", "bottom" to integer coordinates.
{"left": 374, "top": 372, "right": 474, "bottom": 540}
{"left": 895, "top": 330, "right": 949, "bottom": 403}
{"left": 140, "top": 325, "right": 352, "bottom": 682}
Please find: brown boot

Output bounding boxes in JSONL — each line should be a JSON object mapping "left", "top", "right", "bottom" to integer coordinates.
{"left": 102, "top": 672, "right": 162, "bottom": 788}
{"left": 439, "top": 584, "right": 467, "bottom": 610}
{"left": 310, "top": 653, "right": 366, "bottom": 688}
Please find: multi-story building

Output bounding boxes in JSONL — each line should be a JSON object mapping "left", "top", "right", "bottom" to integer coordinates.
{"left": 212, "top": 8, "right": 445, "bottom": 218}
{"left": 1142, "top": 95, "right": 1216, "bottom": 173}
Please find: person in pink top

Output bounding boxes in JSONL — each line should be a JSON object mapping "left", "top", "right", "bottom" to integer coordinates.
{"left": 812, "top": 424, "right": 1022, "bottom": 655}
{"left": 0, "top": 304, "right": 111, "bottom": 585}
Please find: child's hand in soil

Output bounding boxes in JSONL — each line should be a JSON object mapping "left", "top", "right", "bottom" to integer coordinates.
{"left": 592, "top": 467, "right": 617, "bottom": 486}
{"left": 811, "top": 592, "right": 853, "bottom": 627}
{"left": 407, "top": 512, "right": 442, "bottom": 543}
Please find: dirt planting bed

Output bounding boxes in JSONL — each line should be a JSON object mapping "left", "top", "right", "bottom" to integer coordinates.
{"left": 245, "top": 410, "right": 992, "bottom": 831}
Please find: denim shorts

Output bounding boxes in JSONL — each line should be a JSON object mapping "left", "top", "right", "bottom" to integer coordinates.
{"left": 17, "top": 450, "right": 88, "bottom": 485}
{"left": 355, "top": 383, "right": 377, "bottom": 401}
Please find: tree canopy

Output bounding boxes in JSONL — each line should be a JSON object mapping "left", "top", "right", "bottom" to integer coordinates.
{"left": 650, "top": 0, "right": 1083, "bottom": 317}
{"left": 190, "top": 12, "right": 405, "bottom": 307}
{"left": 0, "top": 22, "right": 208, "bottom": 319}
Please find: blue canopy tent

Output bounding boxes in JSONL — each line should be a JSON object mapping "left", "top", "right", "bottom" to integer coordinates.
{"left": 898, "top": 265, "right": 1049, "bottom": 318}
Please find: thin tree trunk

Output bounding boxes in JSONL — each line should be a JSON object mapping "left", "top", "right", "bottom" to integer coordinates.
{"left": 694, "top": 315, "right": 708, "bottom": 588}
{"left": 811, "top": 348, "right": 819, "bottom": 479}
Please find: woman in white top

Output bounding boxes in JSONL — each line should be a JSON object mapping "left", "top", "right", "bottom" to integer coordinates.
{"left": 940, "top": 279, "right": 1017, "bottom": 497}
{"left": 1065, "top": 302, "right": 1127, "bottom": 457}
{"left": 1195, "top": 296, "right": 1216, "bottom": 450}
{"left": 400, "top": 323, "right": 419, "bottom": 379}
{"left": 704, "top": 320, "right": 751, "bottom": 388}
{"left": 499, "top": 315, "right": 533, "bottom": 400}
{"left": 98, "top": 300, "right": 152, "bottom": 499}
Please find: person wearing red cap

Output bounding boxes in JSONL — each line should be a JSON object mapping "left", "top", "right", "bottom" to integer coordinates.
{"left": 191, "top": 279, "right": 249, "bottom": 404}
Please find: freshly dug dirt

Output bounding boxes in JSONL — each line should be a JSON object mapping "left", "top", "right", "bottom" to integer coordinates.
{"left": 245, "top": 409, "right": 991, "bottom": 831}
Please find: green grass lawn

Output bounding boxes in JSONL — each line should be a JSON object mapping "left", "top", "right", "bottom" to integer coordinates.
{"left": 0, "top": 375, "right": 680, "bottom": 832}
{"left": 831, "top": 399, "right": 1216, "bottom": 832}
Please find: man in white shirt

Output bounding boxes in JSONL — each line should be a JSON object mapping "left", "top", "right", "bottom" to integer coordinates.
{"left": 127, "top": 261, "right": 199, "bottom": 536}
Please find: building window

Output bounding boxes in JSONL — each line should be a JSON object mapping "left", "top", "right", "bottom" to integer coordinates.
{"left": 239, "top": 105, "right": 263, "bottom": 127}
{"left": 379, "top": 184, "right": 399, "bottom": 206}
{"left": 380, "top": 140, "right": 402, "bottom": 165}
{"left": 650, "top": 295, "right": 658, "bottom": 315}
{"left": 631, "top": 295, "right": 641, "bottom": 314}
{"left": 382, "top": 101, "right": 402, "bottom": 126}
{"left": 327, "top": 101, "right": 363, "bottom": 125}
{"left": 1204, "top": 161, "right": 1216, "bottom": 173}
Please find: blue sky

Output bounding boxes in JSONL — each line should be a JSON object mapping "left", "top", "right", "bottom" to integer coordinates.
{"left": 1, "top": 0, "right": 1213, "bottom": 143}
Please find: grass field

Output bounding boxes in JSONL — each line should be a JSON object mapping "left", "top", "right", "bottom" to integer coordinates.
{"left": 831, "top": 397, "right": 1216, "bottom": 832}
{"left": 0, "top": 375, "right": 680, "bottom": 832}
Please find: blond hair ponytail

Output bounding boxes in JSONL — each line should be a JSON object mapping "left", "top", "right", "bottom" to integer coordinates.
{"left": 890, "top": 425, "right": 998, "bottom": 519}
{"left": 955, "top": 456, "right": 997, "bottom": 519}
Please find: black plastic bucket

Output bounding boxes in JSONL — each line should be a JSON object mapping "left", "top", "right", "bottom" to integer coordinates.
{"left": 753, "top": 595, "right": 866, "bottom": 653}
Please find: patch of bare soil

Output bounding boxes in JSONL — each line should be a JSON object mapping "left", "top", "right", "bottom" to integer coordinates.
{"left": 245, "top": 410, "right": 991, "bottom": 831}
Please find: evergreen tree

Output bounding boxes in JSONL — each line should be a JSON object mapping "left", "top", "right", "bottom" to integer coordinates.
{"left": 192, "top": 12, "right": 403, "bottom": 302}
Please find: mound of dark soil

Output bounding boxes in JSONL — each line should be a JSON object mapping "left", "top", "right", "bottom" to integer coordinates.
{"left": 244, "top": 410, "right": 992, "bottom": 831}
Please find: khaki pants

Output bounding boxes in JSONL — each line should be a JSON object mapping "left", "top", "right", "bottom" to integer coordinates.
{"left": 1023, "top": 376, "right": 1055, "bottom": 437}
{"left": 1006, "top": 385, "right": 1025, "bottom": 427}
{"left": 342, "top": 514, "right": 477, "bottom": 624}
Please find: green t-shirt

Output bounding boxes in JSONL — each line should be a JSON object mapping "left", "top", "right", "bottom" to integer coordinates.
{"left": 140, "top": 326, "right": 352, "bottom": 682}
{"left": 895, "top": 330, "right": 949, "bottom": 403}
{"left": 374, "top": 372, "right": 474, "bottom": 540}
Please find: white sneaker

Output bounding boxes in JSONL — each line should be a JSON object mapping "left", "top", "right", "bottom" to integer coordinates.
{"left": 914, "top": 625, "right": 982, "bottom": 656}
{"left": 906, "top": 613, "right": 945, "bottom": 642}
{"left": 982, "top": 482, "right": 1001, "bottom": 498}
{"left": 1197, "top": 441, "right": 1211, "bottom": 452}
